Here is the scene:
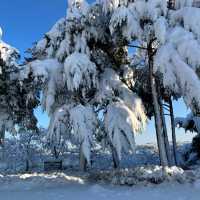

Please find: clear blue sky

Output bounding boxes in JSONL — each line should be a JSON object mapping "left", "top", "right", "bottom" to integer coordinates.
{"left": 0, "top": 0, "right": 67, "bottom": 129}
{"left": 0, "top": 0, "right": 195, "bottom": 144}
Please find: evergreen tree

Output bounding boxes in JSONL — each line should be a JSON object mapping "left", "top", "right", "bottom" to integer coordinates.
{"left": 0, "top": 27, "right": 38, "bottom": 150}
{"left": 23, "top": 0, "right": 147, "bottom": 170}
{"left": 22, "top": 0, "right": 200, "bottom": 169}
{"left": 108, "top": 0, "right": 200, "bottom": 166}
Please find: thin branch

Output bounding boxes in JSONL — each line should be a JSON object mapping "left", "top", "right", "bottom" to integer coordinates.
{"left": 128, "top": 44, "right": 147, "bottom": 50}
{"left": 163, "top": 103, "right": 170, "bottom": 108}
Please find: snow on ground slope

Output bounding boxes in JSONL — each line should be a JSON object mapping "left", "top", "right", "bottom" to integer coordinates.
{"left": 0, "top": 143, "right": 199, "bottom": 200}
{"left": 0, "top": 173, "right": 200, "bottom": 200}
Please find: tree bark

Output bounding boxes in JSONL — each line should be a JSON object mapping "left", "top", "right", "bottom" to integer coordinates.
{"left": 110, "top": 144, "right": 120, "bottom": 169}
{"left": 0, "top": 127, "right": 5, "bottom": 161}
{"left": 54, "top": 146, "right": 59, "bottom": 159}
{"left": 159, "top": 98, "right": 172, "bottom": 166}
{"left": 25, "top": 159, "right": 29, "bottom": 172}
{"left": 148, "top": 41, "right": 169, "bottom": 167}
{"left": 0, "top": 127, "right": 5, "bottom": 147}
{"left": 80, "top": 143, "right": 87, "bottom": 171}
{"left": 169, "top": 98, "right": 178, "bottom": 165}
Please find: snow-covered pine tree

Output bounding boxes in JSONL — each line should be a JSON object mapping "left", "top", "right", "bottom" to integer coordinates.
{"left": 23, "top": 0, "right": 147, "bottom": 170}
{"left": 175, "top": 113, "right": 200, "bottom": 133}
{"left": 0, "top": 27, "right": 38, "bottom": 151}
{"left": 175, "top": 112, "right": 200, "bottom": 163}
{"left": 108, "top": 0, "right": 200, "bottom": 166}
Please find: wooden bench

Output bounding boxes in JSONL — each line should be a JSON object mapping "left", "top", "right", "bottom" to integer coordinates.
{"left": 44, "top": 160, "right": 62, "bottom": 171}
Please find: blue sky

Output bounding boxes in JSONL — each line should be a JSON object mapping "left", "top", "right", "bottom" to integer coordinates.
{"left": 0, "top": 0, "right": 67, "bottom": 129}
{"left": 0, "top": 0, "right": 195, "bottom": 144}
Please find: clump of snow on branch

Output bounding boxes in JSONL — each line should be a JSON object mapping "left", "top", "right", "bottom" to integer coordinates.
{"left": 175, "top": 113, "right": 200, "bottom": 133}
{"left": 47, "top": 105, "right": 71, "bottom": 152}
{"left": 154, "top": 17, "right": 167, "bottom": 44}
{"left": 109, "top": 0, "right": 168, "bottom": 43}
{"left": 171, "top": 7, "right": 200, "bottom": 40}
{"left": 0, "top": 41, "right": 19, "bottom": 69}
{"left": 154, "top": 27, "right": 200, "bottom": 112}
{"left": 105, "top": 100, "right": 146, "bottom": 160}
{"left": 67, "top": 0, "right": 89, "bottom": 19}
{"left": 109, "top": 5, "right": 140, "bottom": 42}
{"left": 64, "top": 52, "right": 97, "bottom": 92}
{"left": 97, "top": 68, "right": 146, "bottom": 159}
{"left": 98, "top": 0, "right": 120, "bottom": 13}
{"left": 33, "top": 18, "right": 66, "bottom": 59}
{"left": 97, "top": 68, "right": 146, "bottom": 122}
{"left": 69, "top": 105, "right": 97, "bottom": 163}
{"left": 22, "top": 59, "right": 64, "bottom": 114}
{"left": 175, "top": 0, "right": 194, "bottom": 9}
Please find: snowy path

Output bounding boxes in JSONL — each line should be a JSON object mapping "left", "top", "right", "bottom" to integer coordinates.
{"left": 1, "top": 180, "right": 200, "bottom": 200}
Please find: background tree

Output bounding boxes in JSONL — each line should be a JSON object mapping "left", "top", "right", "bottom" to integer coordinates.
{"left": 0, "top": 28, "right": 38, "bottom": 150}
{"left": 108, "top": 0, "right": 200, "bottom": 166}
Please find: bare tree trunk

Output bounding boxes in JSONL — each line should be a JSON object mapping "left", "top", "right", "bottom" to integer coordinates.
{"left": 80, "top": 143, "right": 87, "bottom": 171}
{"left": 0, "top": 127, "right": 5, "bottom": 146}
{"left": 25, "top": 159, "right": 29, "bottom": 172}
{"left": 54, "top": 146, "right": 59, "bottom": 159}
{"left": 110, "top": 144, "right": 120, "bottom": 169}
{"left": 169, "top": 98, "right": 178, "bottom": 165}
{"left": 148, "top": 41, "right": 169, "bottom": 167}
{"left": 159, "top": 98, "right": 172, "bottom": 166}
{"left": 0, "top": 127, "right": 5, "bottom": 161}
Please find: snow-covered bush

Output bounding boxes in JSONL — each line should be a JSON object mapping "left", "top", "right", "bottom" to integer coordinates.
{"left": 89, "top": 165, "right": 188, "bottom": 186}
{"left": 175, "top": 113, "right": 200, "bottom": 164}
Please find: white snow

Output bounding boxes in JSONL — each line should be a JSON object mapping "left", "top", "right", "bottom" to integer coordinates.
{"left": 69, "top": 104, "right": 97, "bottom": 163}
{"left": 67, "top": 0, "right": 89, "bottom": 19}
{"left": 0, "top": 173, "right": 200, "bottom": 200}
{"left": 175, "top": 113, "right": 200, "bottom": 133}
{"left": 154, "top": 17, "right": 167, "bottom": 44}
{"left": 105, "top": 101, "right": 137, "bottom": 159}
{"left": 64, "top": 52, "right": 97, "bottom": 91}
{"left": 175, "top": 0, "right": 194, "bottom": 9}
{"left": 99, "top": 0, "right": 120, "bottom": 13}
{"left": 109, "top": 5, "right": 140, "bottom": 42}
{"left": 171, "top": 7, "right": 200, "bottom": 40}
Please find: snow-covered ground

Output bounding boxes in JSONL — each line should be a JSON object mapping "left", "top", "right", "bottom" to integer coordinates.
{"left": 1, "top": 173, "right": 200, "bottom": 200}
{"left": 0, "top": 143, "right": 199, "bottom": 200}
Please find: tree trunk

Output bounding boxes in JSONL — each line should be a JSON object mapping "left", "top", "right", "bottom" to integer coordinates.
{"left": 0, "top": 127, "right": 5, "bottom": 147}
{"left": 25, "top": 159, "right": 29, "bottom": 172}
{"left": 0, "top": 127, "right": 5, "bottom": 161}
{"left": 169, "top": 98, "right": 178, "bottom": 165}
{"left": 158, "top": 96, "right": 172, "bottom": 166}
{"left": 80, "top": 143, "right": 87, "bottom": 171}
{"left": 148, "top": 41, "right": 169, "bottom": 167}
{"left": 110, "top": 144, "right": 120, "bottom": 169}
{"left": 54, "top": 146, "right": 59, "bottom": 159}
